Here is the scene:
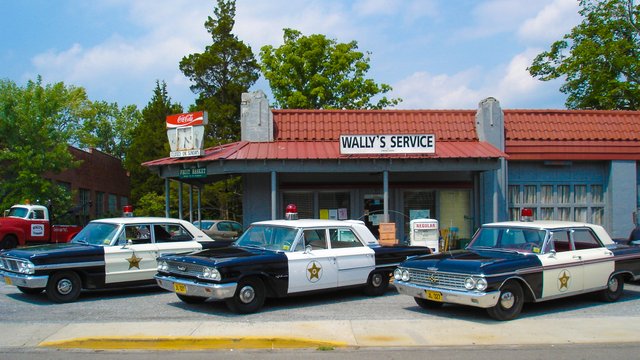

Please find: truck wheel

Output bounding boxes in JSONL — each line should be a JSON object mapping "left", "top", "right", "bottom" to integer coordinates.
{"left": 0, "top": 235, "right": 18, "bottom": 250}
{"left": 598, "top": 274, "right": 624, "bottom": 302}
{"left": 46, "top": 271, "right": 82, "bottom": 303}
{"left": 177, "top": 294, "right": 207, "bottom": 304}
{"left": 17, "top": 286, "right": 44, "bottom": 295}
{"left": 486, "top": 281, "right": 524, "bottom": 321}
{"left": 415, "top": 297, "right": 444, "bottom": 309}
{"left": 363, "top": 272, "right": 390, "bottom": 296}
{"left": 225, "top": 277, "right": 265, "bottom": 314}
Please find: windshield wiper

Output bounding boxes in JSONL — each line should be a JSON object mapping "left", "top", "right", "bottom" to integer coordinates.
{"left": 469, "top": 246, "right": 518, "bottom": 254}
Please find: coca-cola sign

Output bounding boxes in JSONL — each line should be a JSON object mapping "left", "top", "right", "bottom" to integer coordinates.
{"left": 166, "top": 111, "right": 208, "bottom": 128}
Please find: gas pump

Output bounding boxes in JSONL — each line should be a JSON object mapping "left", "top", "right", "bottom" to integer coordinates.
{"left": 409, "top": 219, "right": 439, "bottom": 253}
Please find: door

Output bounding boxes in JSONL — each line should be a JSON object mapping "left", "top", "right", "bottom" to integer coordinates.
{"left": 153, "top": 224, "right": 202, "bottom": 257}
{"left": 364, "top": 194, "right": 384, "bottom": 238}
{"left": 104, "top": 224, "right": 158, "bottom": 284}
{"left": 286, "top": 229, "right": 338, "bottom": 293}
{"left": 539, "top": 230, "right": 584, "bottom": 298}
{"left": 571, "top": 229, "right": 614, "bottom": 291}
{"left": 329, "top": 228, "right": 375, "bottom": 287}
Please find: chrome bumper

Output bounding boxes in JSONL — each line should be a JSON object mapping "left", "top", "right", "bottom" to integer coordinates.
{"left": 0, "top": 270, "right": 49, "bottom": 288}
{"left": 155, "top": 274, "right": 237, "bottom": 300}
{"left": 394, "top": 281, "right": 500, "bottom": 308}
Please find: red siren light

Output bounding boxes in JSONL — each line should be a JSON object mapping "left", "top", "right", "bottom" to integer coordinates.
{"left": 520, "top": 208, "right": 533, "bottom": 222}
{"left": 285, "top": 204, "right": 298, "bottom": 220}
{"left": 123, "top": 205, "right": 134, "bottom": 217}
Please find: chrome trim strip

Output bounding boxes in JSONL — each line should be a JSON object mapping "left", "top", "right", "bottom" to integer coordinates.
{"left": 0, "top": 270, "right": 49, "bottom": 288}
{"left": 35, "top": 261, "right": 105, "bottom": 270}
{"left": 154, "top": 274, "right": 237, "bottom": 300}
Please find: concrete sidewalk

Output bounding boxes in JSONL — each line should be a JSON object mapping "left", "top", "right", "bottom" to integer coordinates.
{"left": 1, "top": 316, "right": 639, "bottom": 351}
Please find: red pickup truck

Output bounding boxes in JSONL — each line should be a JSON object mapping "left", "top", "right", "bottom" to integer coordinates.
{"left": 0, "top": 204, "right": 82, "bottom": 249}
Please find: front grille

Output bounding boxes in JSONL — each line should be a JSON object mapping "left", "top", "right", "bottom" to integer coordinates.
{"left": 0, "top": 257, "right": 21, "bottom": 272}
{"left": 165, "top": 261, "right": 203, "bottom": 277}
{"left": 407, "top": 268, "right": 468, "bottom": 290}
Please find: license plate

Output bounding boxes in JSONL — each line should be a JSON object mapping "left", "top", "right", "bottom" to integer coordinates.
{"left": 4, "top": 277, "right": 12, "bottom": 285}
{"left": 425, "top": 290, "right": 442, "bottom": 302}
{"left": 173, "top": 283, "right": 187, "bottom": 294}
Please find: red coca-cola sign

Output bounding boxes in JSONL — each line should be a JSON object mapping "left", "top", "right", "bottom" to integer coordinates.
{"left": 166, "top": 111, "right": 208, "bottom": 128}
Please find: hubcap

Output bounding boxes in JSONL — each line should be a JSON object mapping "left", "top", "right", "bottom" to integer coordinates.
{"left": 57, "top": 279, "right": 73, "bottom": 295}
{"left": 499, "top": 291, "right": 515, "bottom": 309}
{"left": 371, "top": 274, "right": 382, "bottom": 287}
{"left": 608, "top": 277, "right": 619, "bottom": 292}
{"left": 238, "top": 285, "right": 255, "bottom": 304}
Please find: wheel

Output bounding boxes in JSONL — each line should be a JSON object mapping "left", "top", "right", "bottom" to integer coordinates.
{"left": 599, "top": 274, "right": 624, "bottom": 302}
{"left": 1, "top": 235, "right": 18, "bottom": 250}
{"left": 225, "top": 277, "right": 265, "bottom": 314}
{"left": 363, "top": 272, "right": 390, "bottom": 296}
{"left": 17, "top": 286, "right": 44, "bottom": 295}
{"left": 486, "top": 281, "right": 524, "bottom": 321}
{"left": 177, "top": 293, "right": 207, "bottom": 304}
{"left": 46, "top": 271, "right": 82, "bottom": 303}
{"left": 415, "top": 297, "right": 444, "bottom": 309}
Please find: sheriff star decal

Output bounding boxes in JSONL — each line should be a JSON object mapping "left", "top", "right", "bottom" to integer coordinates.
{"left": 557, "top": 269, "right": 571, "bottom": 292}
{"left": 306, "top": 261, "right": 323, "bottom": 283}
{"left": 126, "top": 253, "right": 143, "bottom": 270}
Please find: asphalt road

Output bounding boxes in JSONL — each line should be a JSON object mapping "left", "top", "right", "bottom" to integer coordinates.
{"left": 1, "top": 280, "right": 640, "bottom": 323}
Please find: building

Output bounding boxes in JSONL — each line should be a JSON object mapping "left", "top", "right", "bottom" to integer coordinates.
{"left": 47, "top": 146, "right": 130, "bottom": 223}
{"left": 143, "top": 91, "right": 640, "bottom": 242}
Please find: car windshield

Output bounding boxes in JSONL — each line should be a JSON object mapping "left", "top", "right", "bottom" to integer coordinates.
{"left": 468, "top": 226, "right": 547, "bottom": 254}
{"left": 71, "top": 223, "right": 120, "bottom": 246}
{"left": 235, "top": 225, "right": 299, "bottom": 251}
{"left": 7, "top": 207, "right": 28, "bottom": 218}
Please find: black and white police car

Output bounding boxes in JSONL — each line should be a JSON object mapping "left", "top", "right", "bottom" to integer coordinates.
{"left": 155, "top": 206, "right": 432, "bottom": 313}
{"left": 0, "top": 216, "right": 214, "bottom": 302}
{"left": 394, "top": 209, "right": 640, "bottom": 320}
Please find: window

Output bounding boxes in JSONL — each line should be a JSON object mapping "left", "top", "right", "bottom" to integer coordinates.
{"left": 96, "top": 192, "right": 105, "bottom": 217}
{"left": 329, "top": 228, "right": 363, "bottom": 248}
{"left": 79, "top": 189, "right": 91, "bottom": 215}
{"left": 108, "top": 194, "right": 117, "bottom": 214}
{"left": 154, "top": 224, "right": 194, "bottom": 242}
{"left": 319, "top": 192, "right": 350, "bottom": 219}
{"left": 123, "top": 224, "right": 152, "bottom": 244}
{"left": 549, "top": 230, "right": 571, "bottom": 252}
{"left": 282, "top": 192, "right": 313, "bottom": 219}
{"left": 301, "top": 229, "right": 327, "bottom": 250}
{"left": 572, "top": 229, "right": 601, "bottom": 249}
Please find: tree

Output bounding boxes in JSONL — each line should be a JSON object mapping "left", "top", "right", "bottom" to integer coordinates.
{"left": 260, "top": 28, "right": 401, "bottom": 110}
{"left": 0, "top": 77, "right": 89, "bottom": 214}
{"left": 74, "top": 101, "right": 141, "bottom": 160}
{"left": 179, "top": 0, "right": 260, "bottom": 145}
{"left": 124, "top": 81, "right": 182, "bottom": 206}
{"left": 529, "top": 0, "right": 640, "bottom": 110}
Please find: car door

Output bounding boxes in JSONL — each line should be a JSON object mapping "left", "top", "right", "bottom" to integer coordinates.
{"left": 104, "top": 224, "right": 159, "bottom": 284}
{"left": 153, "top": 223, "right": 202, "bottom": 257}
{"left": 570, "top": 228, "right": 614, "bottom": 291}
{"left": 286, "top": 228, "right": 338, "bottom": 293}
{"left": 329, "top": 227, "right": 375, "bottom": 287}
{"left": 539, "top": 229, "right": 584, "bottom": 298}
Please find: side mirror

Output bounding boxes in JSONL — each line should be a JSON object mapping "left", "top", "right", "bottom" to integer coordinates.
{"left": 121, "top": 239, "right": 132, "bottom": 249}
{"left": 548, "top": 249, "right": 556, "bottom": 258}
{"left": 304, "top": 245, "right": 313, "bottom": 254}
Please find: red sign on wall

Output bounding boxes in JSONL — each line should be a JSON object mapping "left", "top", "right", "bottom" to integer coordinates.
{"left": 166, "top": 111, "right": 208, "bottom": 128}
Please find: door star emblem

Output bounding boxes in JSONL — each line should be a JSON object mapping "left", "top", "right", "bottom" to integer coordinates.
{"left": 558, "top": 269, "right": 571, "bottom": 291}
{"left": 306, "top": 261, "right": 323, "bottom": 283}
{"left": 126, "top": 253, "right": 143, "bottom": 270}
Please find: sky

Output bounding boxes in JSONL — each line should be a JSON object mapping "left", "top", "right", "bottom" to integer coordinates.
{"left": 0, "top": 0, "right": 583, "bottom": 111}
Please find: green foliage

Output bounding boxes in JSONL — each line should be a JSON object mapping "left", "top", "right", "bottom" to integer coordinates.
{"left": 74, "top": 101, "right": 141, "bottom": 160}
{"left": 529, "top": 0, "right": 640, "bottom": 110}
{"left": 0, "top": 77, "right": 89, "bottom": 216}
{"left": 200, "top": 177, "right": 242, "bottom": 221}
{"left": 179, "top": 0, "right": 260, "bottom": 145}
{"left": 134, "top": 192, "right": 167, "bottom": 217}
{"left": 124, "top": 81, "right": 182, "bottom": 205}
{"left": 260, "top": 28, "right": 401, "bottom": 110}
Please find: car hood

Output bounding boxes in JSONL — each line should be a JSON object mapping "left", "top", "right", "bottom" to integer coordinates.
{"left": 160, "top": 245, "right": 285, "bottom": 267}
{"left": 400, "top": 249, "right": 539, "bottom": 274}
{"left": 1, "top": 243, "right": 104, "bottom": 265}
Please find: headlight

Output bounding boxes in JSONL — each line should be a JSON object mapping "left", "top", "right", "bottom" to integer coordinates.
{"left": 18, "top": 261, "right": 35, "bottom": 274}
{"left": 394, "top": 268, "right": 403, "bottom": 280}
{"left": 401, "top": 269, "right": 410, "bottom": 282}
{"left": 464, "top": 277, "right": 476, "bottom": 290}
{"left": 202, "top": 267, "right": 221, "bottom": 281}
{"left": 157, "top": 261, "right": 168, "bottom": 272}
{"left": 476, "top": 278, "right": 488, "bottom": 291}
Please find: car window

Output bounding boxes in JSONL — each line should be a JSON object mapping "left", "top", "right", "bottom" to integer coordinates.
{"left": 301, "top": 229, "right": 327, "bottom": 250}
{"left": 155, "top": 224, "right": 194, "bottom": 242}
{"left": 329, "top": 228, "right": 363, "bottom": 248}
{"left": 572, "top": 229, "right": 602, "bottom": 250}
{"left": 230, "top": 222, "right": 242, "bottom": 233}
{"left": 124, "top": 225, "right": 152, "bottom": 244}
{"left": 218, "top": 222, "right": 232, "bottom": 231}
{"left": 549, "top": 230, "right": 571, "bottom": 252}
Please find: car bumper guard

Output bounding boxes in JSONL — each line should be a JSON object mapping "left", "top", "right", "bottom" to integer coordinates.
{"left": 155, "top": 274, "right": 237, "bottom": 300}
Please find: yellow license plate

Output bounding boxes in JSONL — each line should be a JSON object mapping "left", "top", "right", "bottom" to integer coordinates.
{"left": 4, "top": 277, "right": 12, "bottom": 285}
{"left": 173, "top": 283, "right": 187, "bottom": 294}
{"left": 425, "top": 290, "right": 442, "bottom": 302}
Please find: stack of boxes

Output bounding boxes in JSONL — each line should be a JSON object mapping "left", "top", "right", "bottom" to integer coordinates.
{"left": 378, "top": 222, "right": 397, "bottom": 246}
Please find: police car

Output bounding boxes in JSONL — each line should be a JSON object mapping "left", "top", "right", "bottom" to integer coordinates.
{"left": 155, "top": 206, "right": 432, "bottom": 314}
{"left": 0, "top": 216, "right": 214, "bottom": 303}
{"left": 393, "top": 209, "right": 640, "bottom": 320}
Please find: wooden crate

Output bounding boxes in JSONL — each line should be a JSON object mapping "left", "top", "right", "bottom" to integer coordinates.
{"left": 378, "top": 222, "right": 396, "bottom": 233}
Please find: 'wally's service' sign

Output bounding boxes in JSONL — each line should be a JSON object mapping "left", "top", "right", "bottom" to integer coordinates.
{"left": 340, "top": 134, "right": 435, "bottom": 155}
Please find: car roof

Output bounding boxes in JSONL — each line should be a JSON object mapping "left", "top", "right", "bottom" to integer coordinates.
{"left": 89, "top": 217, "right": 194, "bottom": 225}
{"left": 250, "top": 219, "right": 365, "bottom": 228}
{"left": 482, "top": 220, "right": 601, "bottom": 230}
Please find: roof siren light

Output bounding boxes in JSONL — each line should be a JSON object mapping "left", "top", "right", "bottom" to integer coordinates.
{"left": 285, "top": 203, "right": 298, "bottom": 220}
{"left": 123, "top": 205, "right": 134, "bottom": 217}
{"left": 521, "top": 208, "right": 534, "bottom": 222}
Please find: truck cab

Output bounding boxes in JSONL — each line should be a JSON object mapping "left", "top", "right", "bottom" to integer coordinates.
{"left": 1, "top": 204, "right": 81, "bottom": 249}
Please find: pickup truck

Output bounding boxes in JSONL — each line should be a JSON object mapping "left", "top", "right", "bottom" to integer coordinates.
{"left": 155, "top": 218, "right": 432, "bottom": 314}
{"left": 393, "top": 210, "right": 640, "bottom": 320}
{"left": 0, "top": 204, "right": 82, "bottom": 249}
